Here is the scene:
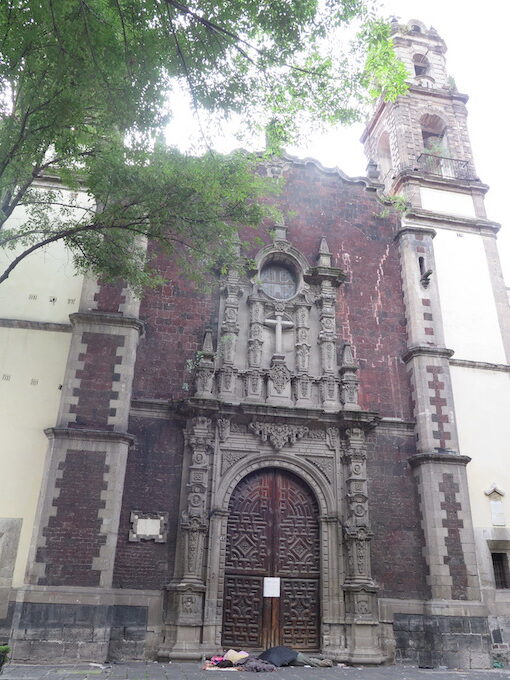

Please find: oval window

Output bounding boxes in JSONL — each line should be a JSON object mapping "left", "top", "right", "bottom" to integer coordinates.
{"left": 260, "top": 263, "right": 297, "bottom": 300}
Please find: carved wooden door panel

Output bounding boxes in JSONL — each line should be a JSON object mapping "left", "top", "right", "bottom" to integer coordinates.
{"left": 222, "top": 469, "right": 320, "bottom": 650}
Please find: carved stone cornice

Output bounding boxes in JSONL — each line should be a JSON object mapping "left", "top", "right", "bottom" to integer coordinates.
{"left": 45, "top": 427, "right": 136, "bottom": 446}
{"left": 393, "top": 226, "right": 437, "bottom": 242}
{"left": 69, "top": 312, "right": 144, "bottom": 334}
{"left": 304, "top": 266, "right": 346, "bottom": 286}
{"left": 409, "top": 452, "right": 471, "bottom": 468}
{"left": 402, "top": 209, "right": 500, "bottom": 236}
{"left": 402, "top": 345, "right": 455, "bottom": 363}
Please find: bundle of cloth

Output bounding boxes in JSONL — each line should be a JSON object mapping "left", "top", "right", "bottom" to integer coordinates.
{"left": 204, "top": 646, "right": 334, "bottom": 672}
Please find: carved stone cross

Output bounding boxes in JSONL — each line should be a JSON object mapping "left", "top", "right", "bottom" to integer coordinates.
{"left": 264, "top": 313, "right": 294, "bottom": 354}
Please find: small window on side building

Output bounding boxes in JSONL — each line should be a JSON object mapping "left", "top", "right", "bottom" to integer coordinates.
{"left": 492, "top": 552, "right": 510, "bottom": 589}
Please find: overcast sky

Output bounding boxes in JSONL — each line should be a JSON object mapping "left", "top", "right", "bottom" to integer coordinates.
{"left": 168, "top": 1, "right": 509, "bottom": 283}
{"left": 289, "top": 0, "right": 510, "bottom": 282}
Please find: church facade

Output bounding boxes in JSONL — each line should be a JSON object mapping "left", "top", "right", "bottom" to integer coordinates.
{"left": 1, "top": 20, "right": 509, "bottom": 669}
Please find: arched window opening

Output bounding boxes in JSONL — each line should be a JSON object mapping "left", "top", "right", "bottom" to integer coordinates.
{"left": 413, "top": 53, "right": 429, "bottom": 77}
{"left": 420, "top": 113, "right": 448, "bottom": 155}
{"left": 377, "top": 131, "right": 393, "bottom": 181}
{"left": 260, "top": 262, "right": 298, "bottom": 300}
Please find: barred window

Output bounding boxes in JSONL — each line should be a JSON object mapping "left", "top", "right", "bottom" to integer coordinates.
{"left": 492, "top": 553, "right": 510, "bottom": 589}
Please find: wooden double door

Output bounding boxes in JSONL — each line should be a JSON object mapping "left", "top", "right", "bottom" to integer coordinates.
{"left": 221, "top": 469, "right": 320, "bottom": 651}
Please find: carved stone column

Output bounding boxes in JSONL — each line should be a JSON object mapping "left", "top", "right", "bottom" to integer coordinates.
{"left": 294, "top": 303, "right": 313, "bottom": 406}
{"left": 161, "top": 417, "right": 213, "bottom": 660}
{"left": 339, "top": 343, "right": 360, "bottom": 410}
{"left": 318, "top": 279, "right": 339, "bottom": 410}
{"left": 194, "top": 328, "right": 215, "bottom": 399}
{"left": 218, "top": 271, "right": 242, "bottom": 403}
{"left": 342, "top": 426, "right": 382, "bottom": 663}
{"left": 305, "top": 239, "right": 344, "bottom": 412}
{"left": 246, "top": 294, "right": 265, "bottom": 400}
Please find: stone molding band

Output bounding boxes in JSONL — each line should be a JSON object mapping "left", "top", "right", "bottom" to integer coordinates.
{"left": 44, "top": 427, "right": 136, "bottom": 446}
{"left": 70, "top": 312, "right": 144, "bottom": 334}
{"left": 402, "top": 345, "right": 455, "bottom": 362}
{"left": 0, "top": 318, "right": 72, "bottom": 333}
{"left": 408, "top": 452, "right": 471, "bottom": 468}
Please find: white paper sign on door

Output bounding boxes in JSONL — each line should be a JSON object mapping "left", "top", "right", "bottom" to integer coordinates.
{"left": 263, "top": 577, "right": 281, "bottom": 597}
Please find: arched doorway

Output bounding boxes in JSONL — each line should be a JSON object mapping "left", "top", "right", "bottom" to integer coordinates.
{"left": 221, "top": 468, "right": 320, "bottom": 651}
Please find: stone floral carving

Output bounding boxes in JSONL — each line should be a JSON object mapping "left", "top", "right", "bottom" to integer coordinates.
{"left": 306, "top": 456, "right": 334, "bottom": 481}
{"left": 296, "top": 344, "right": 311, "bottom": 372}
{"left": 307, "top": 429, "right": 326, "bottom": 440}
{"left": 269, "top": 362, "right": 291, "bottom": 394}
{"left": 221, "top": 450, "right": 248, "bottom": 474}
{"left": 249, "top": 421, "right": 309, "bottom": 450}
{"left": 248, "top": 338, "right": 263, "bottom": 367}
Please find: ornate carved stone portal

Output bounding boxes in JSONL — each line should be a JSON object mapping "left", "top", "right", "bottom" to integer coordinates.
{"left": 160, "top": 228, "right": 383, "bottom": 663}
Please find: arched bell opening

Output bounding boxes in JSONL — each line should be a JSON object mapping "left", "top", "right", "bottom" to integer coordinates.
{"left": 420, "top": 113, "right": 448, "bottom": 154}
{"left": 376, "top": 131, "right": 393, "bottom": 183}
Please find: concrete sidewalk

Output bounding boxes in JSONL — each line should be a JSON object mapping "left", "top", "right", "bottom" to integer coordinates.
{"left": 1, "top": 663, "right": 510, "bottom": 680}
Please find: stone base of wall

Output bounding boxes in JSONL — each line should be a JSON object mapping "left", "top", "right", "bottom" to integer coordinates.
{"left": 0, "top": 601, "right": 14, "bottom": 645}
{"left": 394, "top": 614, "right": 491, "bottom": 669}
{"left": 10, "top": 602, "right": 150, "bottom": 663}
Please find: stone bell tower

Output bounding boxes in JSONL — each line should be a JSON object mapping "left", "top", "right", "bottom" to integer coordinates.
{"left": 362, "top": 18, "right": 510, "bottom": 668}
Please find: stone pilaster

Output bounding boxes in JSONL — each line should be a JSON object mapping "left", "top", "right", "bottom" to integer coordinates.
{"left": 396, "top": 222, "right": 481, "bottom": 605}
{"left": 339, "top": 343, "right": 360, "bottom": 410}
{"left": 218, "top": 271, "right": 242, "bottom": 403}
{"left": 410, "top": 452, "right": 480, "bottom": 602}
{"left": 194, "top": 328, "right": 215, "bottom": 399}
{"left": 14, "top": 277, "right": 142, "bottom": 662}
{"left": 341, "top": 427, "right": 382, "bottom": 663}
{"left": 162, "top": 417, "right": 213, "bottom": 660}
{"left": 304, "top": 240, "right": 344, "bottom": 412}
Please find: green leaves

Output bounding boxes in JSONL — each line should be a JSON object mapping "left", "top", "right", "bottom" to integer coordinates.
{"left": 0, "top": 0, "right": 408, "bottom": 288}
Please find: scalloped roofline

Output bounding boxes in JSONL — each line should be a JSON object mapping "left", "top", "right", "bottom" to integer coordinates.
{"left": 281, "top": 151, "right": 384, "bottom": 192}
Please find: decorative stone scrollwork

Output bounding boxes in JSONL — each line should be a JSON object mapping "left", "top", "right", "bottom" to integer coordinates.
{"left": 343, "top": 584, "right": 378, "bottom": 622}
{"left": 196, "top": 367, "right": 214, "bottom": 396}
{"left": 306, "top": 456, "right": 334, "bottom": 481}
{"left": 216, "top": 418, "right": 230, "bottom": 443}
{"left": 326, "top": 427, "right": 340, "bottom": 451}
{"left": 181, "top": 417, "right": 213, "bottom": 581}
{"left": 342, "top": 425, "right": 375, "bottom": 587}
{"left": 220, "top": 271, "right": 242, "bottom": 371}
{"left": 220, "top": 334, "right": 236, "bottom": 364}
{"left": 248, "top": 338, "right": 263, "bottom": 367}
{"left": 295, "top": 374, "right": 311, "bottom": 400}
{"left": 221, "top": 449, "right": 248, "bottom": 474}
{"left": 321, "top": 340, "right": 336, "bottom": 372}
{"left": 268, "top": 362, "right": 291, "bottom": 394}
{"left": 344, "top": 525, "right": 374, "bottom": 542}
{"left": 244, "top": 370, "right": 264, "bottom": 400}
{"left": 249, "top": 421, "right": 309, "bottom": 450}
{"left": 339, "top": 343, "right": 360, "bottom": 409}
{"left": 296, "top": 344, "right": 311, "bottom": 372}
{"left": 343, "top": 525, "right": 373, "bottom": 583}
{"left": 320, "top": 375, "right": 337, "bottom": 405}
{"left": 307, "top": 429, "right": 326, "bottom": 440}
{"left": 194, "top": 328, "right": 216, "bottom": 398}
{"left": 182, "top": 592, "right": 200, "bottom": 615}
